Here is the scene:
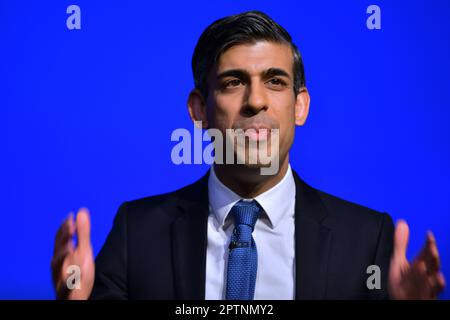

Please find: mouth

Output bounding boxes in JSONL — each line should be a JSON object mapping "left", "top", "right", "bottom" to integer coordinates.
{"left": 244, "top": 128, "right": 269, "bottom": 141}
{"left": 241, "top": 124, "right": 272, "bottom": 142}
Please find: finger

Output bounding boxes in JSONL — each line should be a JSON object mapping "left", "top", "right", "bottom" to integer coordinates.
{"left": 412, "top": 260, "right": 445, "bottom": 299}
{"left": 51, "top": 239, "right": 75, "bottom": 284}
{"left": 437, "top": 272, "right": 446, "bottom": 291}
{"left": 393, "top": 220, "right": 410, "bottom": 259}
{"left": 56, "top": 281, "right": 70, "bottom": 300}
{"left": 56, "top": 258, "right": 74, "bottom": 300}
{"left": 54, "top": 213, "right": 74, "bottom": 243}
{"left": 53, "top": 213, "right": 75, "bottom": 255}
{"left": 52, "top": 239, "right": 74, "bottom": 269}
{"left": 417, "top": 231, "right": 441, "bottom": 274}
{"left": 429, "top": 272, "right": 446, "bottom": 299}
{"left": 76, "top": 208, "right": 91, "bottom": 251}
{"left": 411, "top": 260, "right": 430, "bottom": 298}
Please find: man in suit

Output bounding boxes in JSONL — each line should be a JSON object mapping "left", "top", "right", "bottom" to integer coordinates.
{"left": 51, "top": 11, "right": 445, "bottom": 300}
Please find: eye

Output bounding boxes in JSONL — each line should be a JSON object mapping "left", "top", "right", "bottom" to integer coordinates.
{"left": 224, "top": 79, "right": 243, "bottom": 88}
{"left": 267, "top": 78, "right": 287, "bottom": 87}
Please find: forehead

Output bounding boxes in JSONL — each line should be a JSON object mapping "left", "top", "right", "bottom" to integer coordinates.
{"left": 216, "top": 41, "right": 294, "bottom": 76}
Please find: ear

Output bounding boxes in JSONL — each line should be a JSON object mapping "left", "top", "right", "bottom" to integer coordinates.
{"left": 295, "top": 87, "right": 310, "bottom": 126}
{"left": 187, "top": 89, "right": 209, "bottom": 129}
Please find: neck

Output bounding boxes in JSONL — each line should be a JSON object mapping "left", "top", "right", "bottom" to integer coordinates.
{"left": 213, "top": 157, "right": 289, "bottom": 199}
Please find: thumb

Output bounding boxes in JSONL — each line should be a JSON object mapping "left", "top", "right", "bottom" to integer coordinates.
{"left": 393, "top": 219, "right": 409, "bottom": 260}
{"left": 76, "top": 208, "right": 91, "bottom": 251}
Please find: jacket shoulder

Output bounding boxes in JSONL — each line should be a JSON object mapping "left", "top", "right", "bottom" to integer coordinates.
{"left": 315, "top": 188, "right": 394, "bottom": 233}
{"left": 117, "top": 172, "right": 209, "bottom": 220}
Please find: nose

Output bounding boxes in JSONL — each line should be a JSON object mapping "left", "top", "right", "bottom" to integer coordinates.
{"left": 243, "top": 81, "right": 268, "bottom": 116}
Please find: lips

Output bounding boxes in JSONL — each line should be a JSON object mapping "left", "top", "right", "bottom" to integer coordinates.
{"left": 241, "top": 125, "right": 271, "bottom": 141}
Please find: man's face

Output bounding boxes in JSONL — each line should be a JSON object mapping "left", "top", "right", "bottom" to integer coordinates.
{"left": 205, "top": 41, "right": 303, "bottom": 171}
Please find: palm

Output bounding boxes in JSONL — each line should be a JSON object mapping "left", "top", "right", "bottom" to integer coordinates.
{"left": 62, "top": 243, "right": 94, "bottom": 299}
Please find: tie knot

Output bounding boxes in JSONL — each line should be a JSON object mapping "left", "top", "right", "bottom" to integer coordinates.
{"left": 230, "top": 200, "right": 262, "bottom": 229}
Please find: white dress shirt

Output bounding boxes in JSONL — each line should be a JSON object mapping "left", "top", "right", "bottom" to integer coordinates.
{"left": 205, "top": 165, "right": 296, "bottom": 300}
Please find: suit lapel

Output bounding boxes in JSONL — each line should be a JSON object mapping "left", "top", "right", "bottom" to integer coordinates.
{"left": 169, "top": 169, "right": 332, "bottom": 300}
{"left": 171, "top": 173, "right": 210, "bottom": 299}
{"left": 293, "top": 171, "right": 332, "bottom": 299}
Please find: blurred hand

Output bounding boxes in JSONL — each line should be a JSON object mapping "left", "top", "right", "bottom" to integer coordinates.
{"left": 51, "top": 208, "right": 95, "bottom": 300}
{"left": 389, "top": 220, "right": 446, "bottom": 299}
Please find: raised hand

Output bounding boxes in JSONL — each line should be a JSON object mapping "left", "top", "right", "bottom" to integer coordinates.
{"left": 51, "top": 208, "right": 95, "bottom": 300}
{"left": 388, "top": 220, "right": 445, "bottom": 299}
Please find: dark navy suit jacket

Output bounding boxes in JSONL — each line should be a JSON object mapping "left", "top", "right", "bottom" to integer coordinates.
{"left": 90, "top": 170, "right": 394, "bottom": 300}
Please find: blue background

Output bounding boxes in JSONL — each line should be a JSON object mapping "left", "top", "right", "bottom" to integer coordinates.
{"left": 1, "top": 0, "right": 449, "bottom": 299}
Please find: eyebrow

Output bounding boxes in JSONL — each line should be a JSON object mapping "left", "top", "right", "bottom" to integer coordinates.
{"left": 216, "top": 69, "right": 249, "bottom": 82}
{"left": 216, "top": 67, "right": 292, "bottom": 81}
{"left": 262, "top": 67, "right": 291, "bottom": 80}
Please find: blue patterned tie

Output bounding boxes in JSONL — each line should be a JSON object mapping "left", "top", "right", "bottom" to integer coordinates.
{"left": 226, "top": 200, "right": 262, "bottom": 300}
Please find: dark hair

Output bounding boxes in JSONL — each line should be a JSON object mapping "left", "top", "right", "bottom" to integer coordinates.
{"left": 192, "top": 10, "right": 306, "bottom": 98}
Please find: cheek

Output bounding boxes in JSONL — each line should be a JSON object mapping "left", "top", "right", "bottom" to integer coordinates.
{"left": 210, "top": 93, "right": 243, "bottom": 128}
{"left": 269, "top": 93, "right": 296, "bottom": 125}
{"left": 268, "top": 96, "right": 297, "bottom": 145}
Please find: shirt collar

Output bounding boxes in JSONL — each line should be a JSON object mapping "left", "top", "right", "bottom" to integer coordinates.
{"left": 208, "top": 164, "right": 296, "bottom": 230}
